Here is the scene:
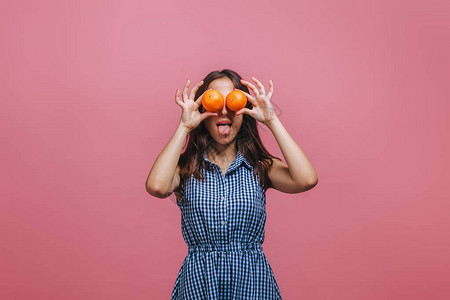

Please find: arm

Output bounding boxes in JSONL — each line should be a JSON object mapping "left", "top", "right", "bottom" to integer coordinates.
{"left": 266, "top": 117, "right": 318, "bottom": 193}
{"left": 145, "top": 124, "right": 188, "bottom": 198}
{"left": 145, "top": 79, "right": 217, "bottom": 198}
{"left": 237, "top": 77, "right": 318, "bottom": 194}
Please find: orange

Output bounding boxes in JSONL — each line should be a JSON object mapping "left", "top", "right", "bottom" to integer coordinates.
{"left": 226, "top": 90, "right": 247, "bottom": 111}
{"left": 202, "top": 90, "right": 224, "bottom": 112}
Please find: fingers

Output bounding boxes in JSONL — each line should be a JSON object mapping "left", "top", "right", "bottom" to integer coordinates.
{"left": 235, "top": 89, "right": 257, "bottom": 107}
{"left": 195, "top": 88, "right": 212, "bottom": 107}
{"left": 251, "top": 76, "right": 266, "bottom": 94}
{"left": 175, "top": 89, "right": 183, "bottom": 107}
{"left": 200, "top": 111, "right": 218, "bottom": 121}
{"left": 235, "top": 107, "right": 253, "bottom": 117}
{"left": 182, "top": 79, "right": 190, "bottom": 101}
{"left": 240, "top": 79, "right": 260, "bottom": 97}
{"left": 267, "top": 79, "right": 274, "bottom": 98}
{"left": 190, "top": 80, "right": 204, "bottom": 100}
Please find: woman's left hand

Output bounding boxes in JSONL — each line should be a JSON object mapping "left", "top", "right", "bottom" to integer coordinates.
{"left": 235, "top": 76, "right": 279, "bottom": 126}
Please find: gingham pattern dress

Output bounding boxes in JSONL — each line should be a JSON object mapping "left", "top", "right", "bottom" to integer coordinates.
{"left": 170, "top": 150, "right": 282, "bottom": 299}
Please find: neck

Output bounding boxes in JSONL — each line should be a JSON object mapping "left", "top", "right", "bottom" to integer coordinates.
{"left": 206, "top": 142, "right": 238, "bottom": 163}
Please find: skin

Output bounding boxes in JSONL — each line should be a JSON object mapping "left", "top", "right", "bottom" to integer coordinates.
{"left": 145, "top": 76, "right": 318, "bottom": 199}
{"left": 202, "top": 77, "right": 243, "bottom": 169}
{"left": 237, "top": 77, "right": 318, "bottom": 193}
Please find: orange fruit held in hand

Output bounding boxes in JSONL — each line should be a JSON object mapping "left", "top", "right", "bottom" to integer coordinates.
{"left": 226, "top": 90, "right": 247, "bottom": 111}
{"left": 202, "top": 90, "right": 224, "bottom": 112}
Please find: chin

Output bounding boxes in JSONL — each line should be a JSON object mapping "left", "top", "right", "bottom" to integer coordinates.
{"left": 212, "top": 135, "right": 234, "bottom": 144}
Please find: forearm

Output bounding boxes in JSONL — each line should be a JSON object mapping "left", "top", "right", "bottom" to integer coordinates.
{"left": 146, "top": 123, "right": 190, "bottom": 194}
{"left": 266, "top": 117, "right": 318, "bottom": 185}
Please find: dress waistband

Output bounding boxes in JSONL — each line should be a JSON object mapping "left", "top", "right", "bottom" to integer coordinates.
{"left": 188, "top": 243, "right": 263, "bottom": 253}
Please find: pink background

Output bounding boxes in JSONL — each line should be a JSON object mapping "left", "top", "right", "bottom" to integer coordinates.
{"left": 1, "top": 0, "right": 449, "bottom": 299}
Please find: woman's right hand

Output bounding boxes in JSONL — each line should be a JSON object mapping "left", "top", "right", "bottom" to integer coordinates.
{"left": 175, "top": 79, "right": 218, "bottom": 132}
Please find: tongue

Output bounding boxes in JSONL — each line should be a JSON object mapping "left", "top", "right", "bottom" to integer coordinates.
{"left": 218, "top": 125, "right": 231, "bottom": 135}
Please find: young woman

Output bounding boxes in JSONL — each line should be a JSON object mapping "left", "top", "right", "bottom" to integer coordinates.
{"left": 146, "top": 69, "right": 318, "bottom": 299}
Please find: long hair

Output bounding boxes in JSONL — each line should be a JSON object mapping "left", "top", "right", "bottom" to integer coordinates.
{"left": 177, "top": 69, "right": 279, "bottom": 191}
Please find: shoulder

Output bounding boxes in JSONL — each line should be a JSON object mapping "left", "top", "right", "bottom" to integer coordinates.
{"left": 266, "top": 157, "right": 290, "bottom": 192}
{"left": 268, "top": 157, "right": 283, "bottom": 168}
{"left": 259, "top": 156, "right": 282, "bottom": 174}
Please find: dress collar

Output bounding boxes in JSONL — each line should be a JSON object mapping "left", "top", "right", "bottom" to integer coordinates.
{"left": 203, "top": 150, "right": 253, "bottom": 172}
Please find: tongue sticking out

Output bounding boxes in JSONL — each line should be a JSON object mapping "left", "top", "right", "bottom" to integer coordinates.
{"left": 218, "top": 125, "right": 231, "bottom": 135}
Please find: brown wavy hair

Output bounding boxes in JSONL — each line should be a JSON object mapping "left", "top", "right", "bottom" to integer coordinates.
{"left": 177, "top": 69, "right": 280, "bottom": 192}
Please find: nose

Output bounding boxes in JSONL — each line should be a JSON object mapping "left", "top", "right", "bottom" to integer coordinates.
{"left": 218, "top": 98, "right": 229, "bottom": 116}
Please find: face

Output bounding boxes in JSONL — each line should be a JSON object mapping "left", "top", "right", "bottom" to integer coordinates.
{"left": 203, "top": 77, "right": 244, "bottom": 146}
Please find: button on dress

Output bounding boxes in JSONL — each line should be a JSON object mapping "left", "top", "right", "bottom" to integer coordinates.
{"left": 170, "top": 150, "right": 282, "bottom": 299}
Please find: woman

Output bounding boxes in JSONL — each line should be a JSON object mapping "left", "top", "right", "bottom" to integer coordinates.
{"left": 146, "top": 69, "right": 318, "bottom": 299}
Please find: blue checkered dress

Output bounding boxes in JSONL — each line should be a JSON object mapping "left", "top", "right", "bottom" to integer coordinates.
{"left": 170, "top": 150, "right": 282, "bottom": 299}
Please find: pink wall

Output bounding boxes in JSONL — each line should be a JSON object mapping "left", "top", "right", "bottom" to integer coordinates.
{"left": 1, "top": 0, "right": 449, "bottom": 299}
